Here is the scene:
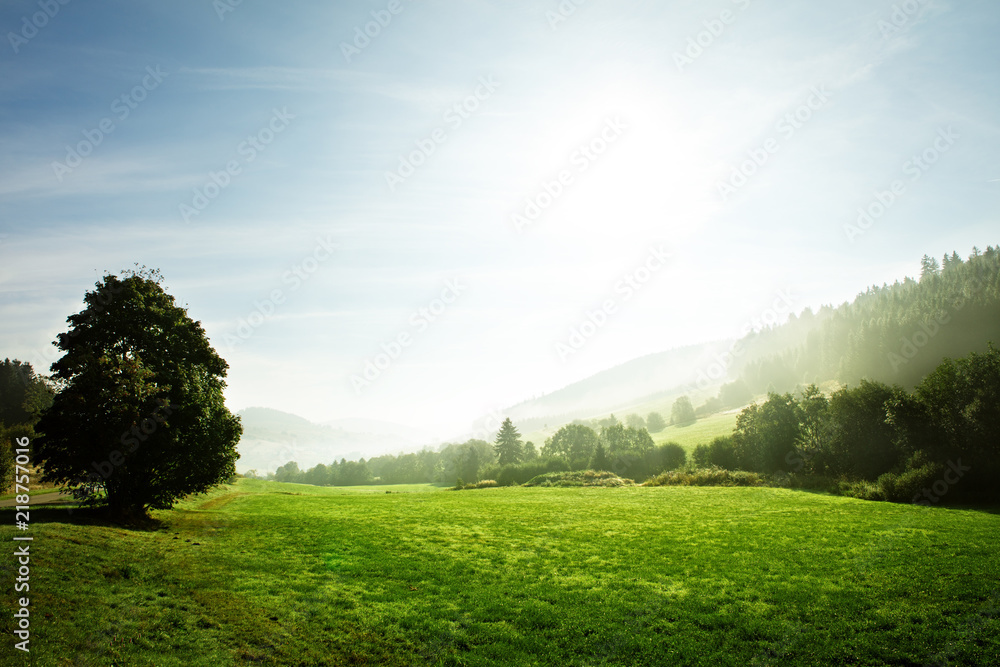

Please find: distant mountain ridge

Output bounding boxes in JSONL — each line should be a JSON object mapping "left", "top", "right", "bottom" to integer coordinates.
{"left": 236, "top": 407, "right": 433, "bottom": 474}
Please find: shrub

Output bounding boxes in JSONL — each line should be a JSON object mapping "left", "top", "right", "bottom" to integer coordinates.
{"left": 643, "top": 467, "right": 769, "bottom": 487}
{"left": 890, "top": 463, "right": 945, "bottom": 503}
{"left": 450, "top": 479, "right": 500, "bottom": 491}
{"left": 522, "top": 470, "right": 634, "bottom": 487}
{"left": 842, "top": 480, "right": 884, "bottom": 501}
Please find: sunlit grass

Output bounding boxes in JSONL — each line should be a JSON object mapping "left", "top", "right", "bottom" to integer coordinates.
{"left": 1, "top": 479, "right": 997, "bottom": 665}
{"left": 652, "top": 410, "right": 740, "bottom": 452}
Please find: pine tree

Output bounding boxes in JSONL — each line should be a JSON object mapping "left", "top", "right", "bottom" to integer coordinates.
{"left": 493, "top": 417, "right": 523, "bottom": 466}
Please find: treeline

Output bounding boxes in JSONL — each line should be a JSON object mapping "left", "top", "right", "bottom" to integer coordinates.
{"left": 695, "top": 345, "right": 999, "bottom": 503}
{"left": 728, "top": 246, "right": 1000, "bottom": 395}
{"left": 262, "top": 417, "right": 689, "bottom": 487}
{"left": 0, "top": 359, "right": 55, "bottom": 489}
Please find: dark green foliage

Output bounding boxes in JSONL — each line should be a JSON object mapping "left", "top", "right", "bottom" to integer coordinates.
{"left": 792, "top": 384, "right": 830, "bottom": 474}
{"left": 693, "top": 436, "right": 738, "bottom": 469}
{"left": 670, "top": 396, "right": 696, "bottom": 426}
{"left": 732, "top": 393, "right": 800, "bottom": 473}
{"left": 658, "top": 442, "right": 686, "bottom": 471}
{"left": 826, "top": 381, "right": 906, "bottom": 480}
{"left": 493, "top": 417, "right": 524, "bottom": 466}
{"left": 590, "top": 443, "right": 610, "bottom": 471}
{"left": 0, "top": 358, "right": 54, "bottom": 426}
{"left": 34, "top": 272, "right": 241, "bottom": 519}
{"left": 689, "top": 346, "right": 1000, "bottom": 503}
{"left": 643, "top": 468, "right": 770, "bottom": 487}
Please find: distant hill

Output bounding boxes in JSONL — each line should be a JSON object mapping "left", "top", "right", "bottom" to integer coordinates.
{"left": 469, "top": 246, "right": 1000, "bottom": 440}
{"left": 457, "top": 340, "right": 735, "bottom": 438}
{"left": 236, "top": 408, "right": 436, "bottom": 474}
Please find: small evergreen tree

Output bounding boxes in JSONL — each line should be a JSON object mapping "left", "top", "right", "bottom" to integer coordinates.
{"left": 493, "top": 417, "right": 523, "bottom": 466}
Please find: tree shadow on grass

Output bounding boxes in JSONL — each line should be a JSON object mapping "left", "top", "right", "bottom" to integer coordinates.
{"left": 0, "top": 504, "right": 166, "bottom": 531}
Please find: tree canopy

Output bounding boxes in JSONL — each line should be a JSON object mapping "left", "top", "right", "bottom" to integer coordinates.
{"left": 34, "top": 271, "right": 242, "bottom": 520}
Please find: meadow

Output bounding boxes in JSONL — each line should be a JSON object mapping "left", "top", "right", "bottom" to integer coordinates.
{"left": 2, "top": 479, "right": 998, "bottom": 666}
{"left": 650, "top": 411, "right": 739, "bottom": 453}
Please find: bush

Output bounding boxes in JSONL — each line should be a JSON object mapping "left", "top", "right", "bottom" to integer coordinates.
{"left": 843, "top": 480, "right": 884, "bottom": 501}
{"left": 889, "top": 463, "right": 945, "bottom": 503}
{"left": 643, "top": 467, "right": 769, "bottom": 487}
{"left": 482, "top": 458, "right": 571, "bottom": 486}
{"left": 522, "top": 470, "right": 634, "bottom": 487}
{"left": 451, "top": 479, "right": 500, "bottom": 491}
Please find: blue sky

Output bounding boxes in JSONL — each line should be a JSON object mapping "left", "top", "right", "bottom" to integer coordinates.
{"left": 1, "top": 0, "right": 998, "bottom": 435}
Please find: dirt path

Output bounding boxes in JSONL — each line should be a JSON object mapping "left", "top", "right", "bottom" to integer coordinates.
{"left": 0, "top": 492, "right": 75, "bottom": 508}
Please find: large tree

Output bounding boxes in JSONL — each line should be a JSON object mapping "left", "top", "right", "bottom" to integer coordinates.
{"left": 543, "top": 423, "right": 598, "bottom": 462}
{"left": 493, "top": 417, "right": 523, "bottom": 466}
{"left": 34, "top": 270, "right": 242, "bottom": 520}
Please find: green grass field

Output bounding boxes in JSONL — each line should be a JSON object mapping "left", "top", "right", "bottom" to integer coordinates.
{"left": 652, "top": 410, "right": 740, "bottom": 452}
{"left": 2, "top": 479, "right": 998, "bottom": 666}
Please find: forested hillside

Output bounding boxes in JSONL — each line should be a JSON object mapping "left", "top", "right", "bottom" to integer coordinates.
{"left": 732, "top": 246, "right": 1000, "bottom": 394}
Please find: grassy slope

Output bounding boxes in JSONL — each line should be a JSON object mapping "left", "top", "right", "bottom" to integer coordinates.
{"left": 650, "top": 411, "right": 740, "bottom": 452}
{"left": 2, "top": 480, "right": 998, "bottom": 666}
{"left": 521, "top": 410, "right": 739, "bottom": 456}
